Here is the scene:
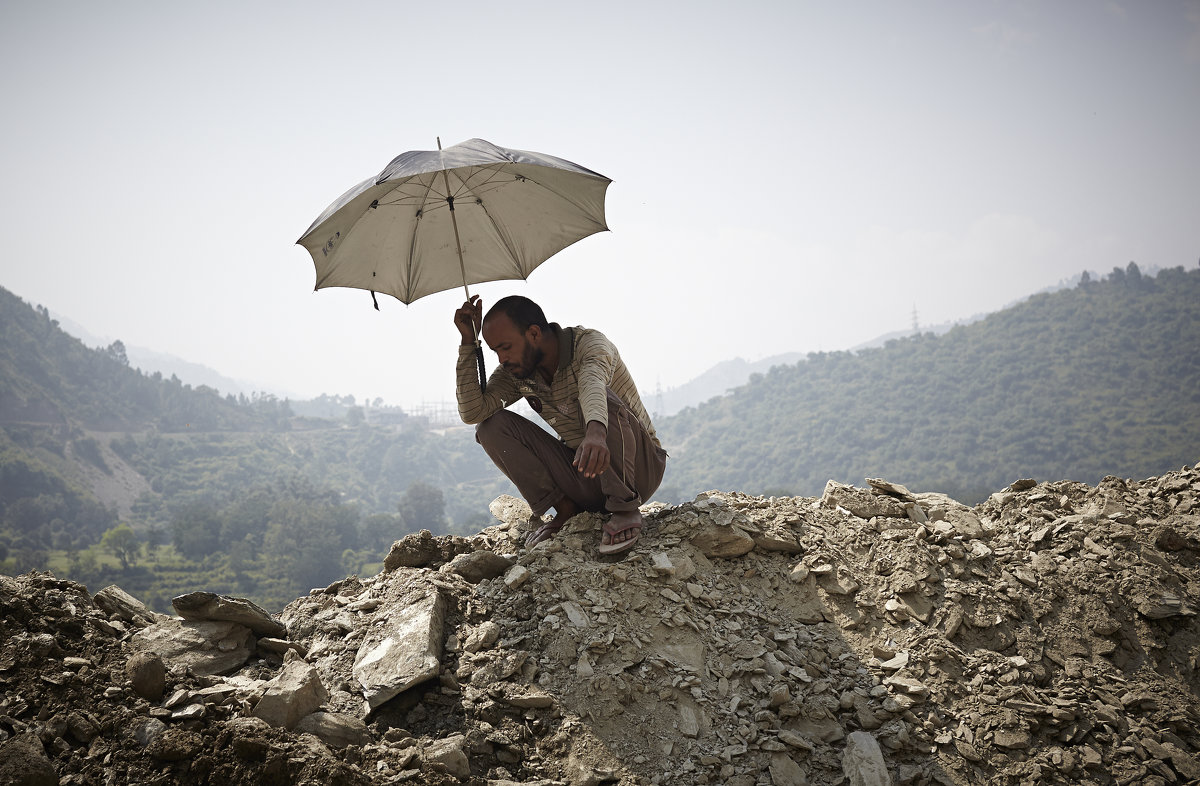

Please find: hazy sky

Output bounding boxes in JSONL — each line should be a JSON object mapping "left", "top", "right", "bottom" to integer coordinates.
{"left": 3, "top": 2, "right": 1197, "bottom": 408}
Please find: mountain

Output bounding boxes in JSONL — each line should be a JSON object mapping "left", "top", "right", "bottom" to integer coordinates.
{"left": 51, "top": 312, "right": 283, "bottom": 399}
{"left": 656, "top": 263, "right": 1200, "bottom": 504}
{"left": 654, "top": 271, "right": 1118, "bottom": 418}
{"left": 0, "top": 284, "right": 515, "bottom": 607}
{"left": 647, "top": 353, "right": 806, "bottom": 417}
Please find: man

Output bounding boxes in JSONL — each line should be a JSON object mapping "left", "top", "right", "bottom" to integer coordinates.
{"left": 454, "top": 294, "right": 667, "bottom": 554}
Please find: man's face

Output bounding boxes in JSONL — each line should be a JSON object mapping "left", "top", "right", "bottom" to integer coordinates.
{"left": 482, "top": 314, "right": 543, "bottom": 379}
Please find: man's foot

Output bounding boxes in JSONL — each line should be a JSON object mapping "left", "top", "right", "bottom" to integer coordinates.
{"left": 525, "top": 497, "right": 581, "bottom": 548}
{"left": 525, "top": 518, "right": 563, "bottom": 548}
{"left": 598, "top": 510, "right": 642, "bottom": 555}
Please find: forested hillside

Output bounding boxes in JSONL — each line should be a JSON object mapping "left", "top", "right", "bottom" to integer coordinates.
{"left": 657, "top": 263, "right": 1200, "bottom": 503}
{"left": 6, "top": 263, "right": 1198, "bottom": 609}
{"left": 0, "top": 285, "right": 513, "bottom": 609}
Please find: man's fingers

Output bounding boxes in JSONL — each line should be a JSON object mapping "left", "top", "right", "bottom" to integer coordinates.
{"left": 573, "top": 445, "right": 609, "bottom": 478}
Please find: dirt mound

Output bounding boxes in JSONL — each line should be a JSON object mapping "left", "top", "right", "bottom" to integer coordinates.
{"left": 2, "top": 464, "right": 1198, "bottom": 785}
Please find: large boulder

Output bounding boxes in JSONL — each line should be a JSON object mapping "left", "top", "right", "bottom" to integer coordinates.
{"left": 171, "top": 591, "right": 287, "bottom": 638}
{"left": 252, "top": 658, "right": 329, "bottom": 730}
{"left": 130, "top": 619, "right": 254, "bottom": 676}
{"left": 353, "top": 589, "right": 446, "bottom": 711}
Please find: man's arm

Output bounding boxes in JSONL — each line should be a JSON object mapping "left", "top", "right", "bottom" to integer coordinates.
{"left": 454, "top": 297, "right": 513, "bottom": 424}
{"left": 571, "top": 330, "right": 619, "bottom": 477}
{"left": 574, "top": 330, "right": 617, "bottom": 430}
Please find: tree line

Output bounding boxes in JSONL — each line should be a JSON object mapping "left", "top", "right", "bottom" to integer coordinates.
{"left": 656, "top": 263, "right": 1200, "bottom": 504}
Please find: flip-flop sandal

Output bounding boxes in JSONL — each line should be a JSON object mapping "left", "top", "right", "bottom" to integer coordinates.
{"left": 525, "top": 520, "right": 563, "bottom": 548}
{"left": 597, "top": 512, "right": 642, "bottom": 555}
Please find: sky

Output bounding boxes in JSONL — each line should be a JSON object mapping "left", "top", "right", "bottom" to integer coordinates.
{"left": 2, "top": 1, "right": 1198, "bottom": 409}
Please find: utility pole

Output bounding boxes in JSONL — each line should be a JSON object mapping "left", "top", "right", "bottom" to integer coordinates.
{"left": 911, "top": 304, "right": 920, "bottom": 335}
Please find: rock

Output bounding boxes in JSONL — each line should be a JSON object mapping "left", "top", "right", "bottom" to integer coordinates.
{"left": 954, "top": 739, "right": 982, "bottom": 762}
{"left": 1141, "top": 738, "right": 1200, "bottom": 781}
{"left": 0, "top": 733, "right": 58, "bottom": 786}
{"left": 257, "top": 637, "right": 306, "bottom": 658}
{"left": 503, "top": 564, "right": 531, "bottom": 589}
{"left": 93, "top": 584, "right": 162, "bottom": 627}
{"left": 842, "top": 730, "right": 891, "bottom": 786}
{"left": 125, "top": 650, "right": 166, "bottom": 700}
{"left": 422, "top": 734, "right": 470, "bottom": 779}
{"left": 779, "top": 730, "right": 816, "bottom": 752}
{"left": 1137, "top": 592, "right": 1195, "bottom": 619}
{"left": 690, "top": 524, "right": 756, "bottom": 558}
{"left": 489, "top": 494, "right": 534, "bottom": 527}
{"left": 501, "top": 688, "right": 556, "bottom": 709}
{"left": 1153, "top": 524, "right": 1196, "bottom": 551}
{"left": 561, "top": 601, "right": 590, "bottom": 628}
{"left": 463, "top": 621, "right": 501, "bottom": 653}
{"left": 650, "top": 552, "right": 676, "bottom": 577}
{"left": 6, "top": 465, "right": 1200, "bottom": 786}
{"left": 294, "top": 711, "right": 371, "bottom": 748}
{"left": 146, "top": 729, "right": 204, "bottom": 762}
{"left": 383, "top": 529, "right": 441, "bottom": 570}
{"left": 769, "top": 752, "right": 808, "bottom": 786}
{"left": 992, "top": 728, "right": 1030, "bottom": 749}
{"left": 679, "top": 704, "right": 700, "bottom": 737}
{"left": 822, "top": 481, "right": 906, "bottom": 519}
{"left": 352, "top": 590, "right": 445, "bottom": 711}
{"left": 945, "top": 508, "right": 985, "bottom": 539}
{"left": 753, "top": 530, "right": 806, "bottom": 554}
{"left": 251, "top": 659, "right": 329, "bottom": 730}
{"left": 441, "top": 549, "right": 513, "bottom": 583}
{"left": 883, "top": 676, "right": 929, "bottom": 698}
{"left": 171, "top": 591, "right": 287, "bottom": 638}
{"left": 866, "top": 478, "right": 916, "bottom": 501}
{"left": 225, "top": 717, "right": 273, "bottom": 760}
{"left": 132, "top": 718, "right": 167, "bottom": 747}
{"left": 129, "top": 618, "right": 255, "bottom": 676}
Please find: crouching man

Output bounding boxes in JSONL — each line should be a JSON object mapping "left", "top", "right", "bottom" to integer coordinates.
{"left": 454, "top": 295, "right": 667, "bottom": 554}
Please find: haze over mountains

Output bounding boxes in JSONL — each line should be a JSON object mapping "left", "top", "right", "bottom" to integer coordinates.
{"left": 2, "top": 262, "right": 1198, "bottom": 610}
{"left": 44, "top": 269, "right": 1120, "bottom": 420}
{"left": 658, "top": 263, "right": 1200, "bottom": 504}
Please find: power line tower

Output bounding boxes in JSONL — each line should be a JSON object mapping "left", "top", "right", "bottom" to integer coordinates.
{"left": 911, "top": 303, "right": 920, "bottom": 335}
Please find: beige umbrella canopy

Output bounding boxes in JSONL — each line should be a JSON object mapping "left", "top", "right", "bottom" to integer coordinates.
{"left": 297, "top": 137, "right": 611, "bottom": 308}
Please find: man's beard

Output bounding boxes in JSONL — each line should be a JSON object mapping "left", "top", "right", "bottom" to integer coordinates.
{"left": 511, "top": 341, "right": 544, "bottom": 379}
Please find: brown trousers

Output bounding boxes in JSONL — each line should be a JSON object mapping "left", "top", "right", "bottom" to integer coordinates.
{"left": 476, "top": 390, "right": 668, "bottom": 517}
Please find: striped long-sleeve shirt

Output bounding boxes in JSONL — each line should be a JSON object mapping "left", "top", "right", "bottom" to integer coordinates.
{"left": 457, "top": 323, "right": 660, "bottom": 450}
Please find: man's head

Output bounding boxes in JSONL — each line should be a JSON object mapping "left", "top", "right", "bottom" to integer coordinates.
{"left": 482, "top": 296, "right": 550, "bottom": 379}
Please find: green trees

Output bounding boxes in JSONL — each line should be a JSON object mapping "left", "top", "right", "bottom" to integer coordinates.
{"left": 100, "top": 524, "right": 140, "bottom": 569}
{"left": 397, "top": 481, "right": 448, "bottom": 532}
{"left": 659, "top": 266, "right": 1200, "bottom": 504}
{"left": 263, "top": 498, "right": 359, "bottom": 597}
{"left": 170, "top": 502, "right": 223, "bottom": 561}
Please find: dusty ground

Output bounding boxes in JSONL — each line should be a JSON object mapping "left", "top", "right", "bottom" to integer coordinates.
{"left": 1, "top": 464, "right": 1198, "bottom": 785}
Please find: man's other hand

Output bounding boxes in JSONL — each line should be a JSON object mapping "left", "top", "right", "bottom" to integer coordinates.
{"left": 573, "top": 421, "right": 610, "bottom": 478}
{"left": 455, "top": 296, "right": 482, "bottom": 345}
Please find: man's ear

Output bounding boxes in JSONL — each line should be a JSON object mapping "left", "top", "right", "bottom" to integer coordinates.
{"left": 526, "top": 324, "right": 541, "bottom": 343}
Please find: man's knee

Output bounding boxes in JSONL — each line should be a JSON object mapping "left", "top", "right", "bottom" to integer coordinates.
{"left": 475, "top": 409, "right": 520, "bottom": 447}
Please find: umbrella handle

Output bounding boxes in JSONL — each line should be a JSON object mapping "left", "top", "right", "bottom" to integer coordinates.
{"left": 474, "top": 344, "right": 487, "bottom": 394}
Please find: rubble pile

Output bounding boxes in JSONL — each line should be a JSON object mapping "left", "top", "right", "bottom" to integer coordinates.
{"left": 2, "top": 464, "right": 1198, "bottom": 786}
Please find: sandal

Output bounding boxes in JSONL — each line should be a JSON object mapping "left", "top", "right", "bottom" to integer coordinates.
{"left": 598, "top": 510, "right": 642, "bottom": 555}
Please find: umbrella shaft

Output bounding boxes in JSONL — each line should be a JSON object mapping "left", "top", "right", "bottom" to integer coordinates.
{"left": 441, "top": 171, "right": 471, "bottom": 302}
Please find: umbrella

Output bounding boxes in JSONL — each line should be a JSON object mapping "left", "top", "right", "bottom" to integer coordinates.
{"left": 297, "top": 137, "right": 611, "bottom": 391}
{"left": 297, "top": 137, "right": 611, "bottom": 308}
